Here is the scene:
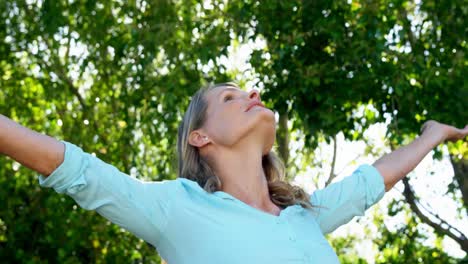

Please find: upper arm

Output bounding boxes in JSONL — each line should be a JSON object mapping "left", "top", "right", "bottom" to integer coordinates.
{"left": 309, "top": 164, "right": 386, "bottom": 234}
{"left": 38, "top": 141, "right": 177, "bottom": 247}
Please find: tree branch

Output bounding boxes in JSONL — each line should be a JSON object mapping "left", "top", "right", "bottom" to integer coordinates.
{"left": 277, "top": 111, "right": 289, "bottom": 169}
{"left": 334, "top": 153, "right": 363, "bottom": 177}
{"left": 449, "top": 155, "right": 468, "bottom": 212}
{"left": 34, "top": 40, "right": 109, "bottom": 146}
{"left": 402, "top": 177, "right": 468, "bottom": 252}
{"left": 398, "top": 7, "right": 417, "bottom": 53}
{"left": 325, "top": 134, "right": 337, "bottom": 186}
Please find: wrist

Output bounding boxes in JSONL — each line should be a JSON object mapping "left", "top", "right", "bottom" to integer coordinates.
{"left": 420, "top": 127, "right": 446, "bottom": 146}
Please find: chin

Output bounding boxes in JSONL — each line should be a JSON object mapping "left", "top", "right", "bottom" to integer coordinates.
{"left": 257, "top": 108, "right": 275, "bottom": 122}
{"left": 225, "top": 108, "right": 277, "bottom": 150}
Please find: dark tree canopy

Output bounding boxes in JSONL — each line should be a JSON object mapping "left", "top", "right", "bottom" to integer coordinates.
{"left": 0, "top": 0, "right": 466, "bottom": 262}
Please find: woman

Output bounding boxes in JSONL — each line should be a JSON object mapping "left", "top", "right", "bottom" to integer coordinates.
{"left": 0, "top": 82, "right": 466, "bottom": 263}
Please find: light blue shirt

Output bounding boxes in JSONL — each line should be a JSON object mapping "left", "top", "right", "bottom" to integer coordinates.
{"left": 39, "top": 141, "right": 385, "bottom": 263}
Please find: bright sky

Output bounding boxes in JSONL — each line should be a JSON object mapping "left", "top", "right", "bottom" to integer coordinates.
{"left": 293, "top": 125, "right": 467, "bottom": 261}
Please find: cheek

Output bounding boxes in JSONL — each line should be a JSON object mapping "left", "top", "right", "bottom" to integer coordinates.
{"left": 206, "top": 110, "right": 245, "bottom": 143}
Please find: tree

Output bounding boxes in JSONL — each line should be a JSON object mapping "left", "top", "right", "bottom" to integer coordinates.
{"left": 227, "top": 0, "right": 466, "bottom": 256}
{"left": 0, "top": 0, "right": 465, "bottom": 262}
{"left": 0, "top": 0, "right": 230, "bottom": 262}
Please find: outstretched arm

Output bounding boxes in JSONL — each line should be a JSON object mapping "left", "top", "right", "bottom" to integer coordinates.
{"left": 0, "top": 114, "right": 65, "bottom": 176}
{"left": 373, "top": 120, "right": 468, "bottom": 191}
{"left": 1, "top": 113, "right": 176, "bottom": 248}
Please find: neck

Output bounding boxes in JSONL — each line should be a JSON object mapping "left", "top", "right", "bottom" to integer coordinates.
{"left": 206, "top": 144, "right": 281, "bottom": 215}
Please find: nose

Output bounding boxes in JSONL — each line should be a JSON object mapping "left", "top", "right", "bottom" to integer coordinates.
{"left": 248, "top": 89, "right": 261, "bottom": 101}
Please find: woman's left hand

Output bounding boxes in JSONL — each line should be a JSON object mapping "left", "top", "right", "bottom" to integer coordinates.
{"left": 420, "top": 120, "right": 468, "bottom": 143}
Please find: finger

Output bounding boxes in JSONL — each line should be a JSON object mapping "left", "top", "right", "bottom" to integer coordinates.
{"left": 462, "top": 124, "right": 468, "bottom": 133}
{"left": 457, "top": 125, "right": 468, "bottom": 136}
{"left": 452, "top": 125, "right": 468, "bottom": 141}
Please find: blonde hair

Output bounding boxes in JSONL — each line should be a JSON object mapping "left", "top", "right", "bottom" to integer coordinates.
{"left": 177, "top": 83, "right": 313, "bottom": 209}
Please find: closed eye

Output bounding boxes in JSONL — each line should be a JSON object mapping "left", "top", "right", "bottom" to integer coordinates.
{"left": 223, "top": 94, "right": 234, "bottom": 102}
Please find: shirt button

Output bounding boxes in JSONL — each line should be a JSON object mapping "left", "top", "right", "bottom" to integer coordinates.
{"left": 289, "top": 236, "right": 296, "bottom": 242}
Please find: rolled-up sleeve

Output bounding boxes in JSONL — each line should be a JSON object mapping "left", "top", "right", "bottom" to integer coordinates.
{"left": 310, "top": 164, "right": 385, "bottom": 234}
{"left": 38, "top": 141, "right": 176, "bottom": 247}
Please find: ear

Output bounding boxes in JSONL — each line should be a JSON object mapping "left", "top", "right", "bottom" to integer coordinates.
{"left": 188, "top": 130, "right": 210, "bottom": 148}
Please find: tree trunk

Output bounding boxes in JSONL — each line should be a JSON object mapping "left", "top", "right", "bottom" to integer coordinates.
{"left": 449, "top": 156, "right": 468, "bottom": 211}
{"left": 277, "top": 111, "right": 289, "bottom": 167}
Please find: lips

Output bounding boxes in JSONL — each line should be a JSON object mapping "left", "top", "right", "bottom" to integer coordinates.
{"left": 245, "top": 101, "right": 265, "bottom": 112}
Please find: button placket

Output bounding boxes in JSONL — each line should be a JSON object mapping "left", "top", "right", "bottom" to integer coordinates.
{"left": 283, "top": 216, "right": 297, "bottom": 243}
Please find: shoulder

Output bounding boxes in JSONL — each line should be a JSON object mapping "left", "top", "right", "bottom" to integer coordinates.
{"left": 154, "top": 177, "right": 206, "bottom": 195}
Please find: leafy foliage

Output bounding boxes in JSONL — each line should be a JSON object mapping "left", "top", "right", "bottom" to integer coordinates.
{"left": 373, "top": 204, "right": 459, "bottom": 263}
{"left": 0, "top": 0, "right": 466, "bottom": 262}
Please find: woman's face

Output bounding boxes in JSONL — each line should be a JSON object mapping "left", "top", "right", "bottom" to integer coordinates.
{"left": 197, "top": 85, "right": 276, "bottom": 155}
